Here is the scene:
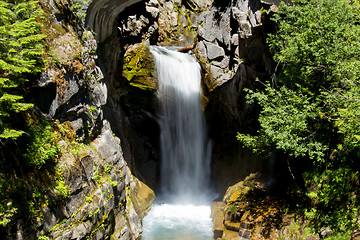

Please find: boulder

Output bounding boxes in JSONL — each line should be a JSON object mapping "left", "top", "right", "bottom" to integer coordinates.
{"left": 212, "top": 56, "right": 230, "bottom": 69}
{"left": 206, "top": 64, "right": 235, "bottom": 89}
{"left": 212, "top": 201, "right": 226, "bottom": 239}
{"left": 212, "top": 173, "right": 322, "bottom": 239}
{"left": 146, "top": 6, "right": 160, "bottom": 18}
{"left": 195, "top": 40, "right": 208, "bottom": 61}
{"left": 129, "top": 168, "right": 156, "bottom": 218}
{"left": 224, "top": 220, "right": 240, "bottom": 232}
{"left": 198, "top": 11, "right": 218, "bottom": 42}
{"left": 204, "top": 41, "right": 225, "bottom": 61}
{"left": 231, "top": 1, "right": 264, "bottom": 37}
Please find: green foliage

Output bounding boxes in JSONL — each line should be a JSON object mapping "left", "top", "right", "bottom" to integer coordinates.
{"left": 85, "top": 196, "right": 92, "bottom": 203}
{"left": 237, "top": 0, "right": 360, "bottom": 233}
{"left": 52, "top": 160, "right": 70, "bottom": 200}
{"left": 324, "top": 230, "right": 352, "bottom": 240}
{"left": 0, "top": 0, "right": 45, "bottom": 139}
{"left": 0, "top": 0, "right": 46, "bottom": 139}
{"left": 24, "top": 122, "right": 60, "bottom": 169}
{"left": 277, "top": 221, "right": 313, "bottom": 240}
{"left": 237, "top": 83, "right": 327, "bottom": 162}
{"left": 325, "top": 82, "right": 360, "bottom": 158}
{"left": 0, "top": 200, "right": 17, "bottom": 227}
{"left": 66, "top": 0, "right": 91, "bottom": 24}
{"left": 0, "top": 118, "right": 68, "bottom": 230}
{"left": 0, "top": 1, "right": 51, "bottom": 230}
{"left": 303, "top": 167, "right": 359, "bottom": 231}
{"left": 54, "top": 180, "right": 70, "bottom": 199}
{"left": 267, "top": 0, "right": 360, "bottom": 91}
{"left": 110, "top": 180, "right": 117, "bottom": 187}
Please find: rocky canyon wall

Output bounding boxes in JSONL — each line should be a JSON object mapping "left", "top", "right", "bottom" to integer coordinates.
{"left": 13, "top": 0, "right": 286, "bottom": 238}
{"left": 83, "top": 0, "right": 280, "bottom": 194}
{"left": 12, "top": 0, "right": 156, "bottom": 239}
{"left": 195, "top": 0, "right": 278, "bottom": 193}
{"left": 87, "top": 0, "right": 280, "bottom": 193}
{"left": 83, "top": 0, "right": 282, "bottom": 193}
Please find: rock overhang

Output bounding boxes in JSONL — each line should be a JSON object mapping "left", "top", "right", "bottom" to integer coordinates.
{"left": 86, "top": 0, "right": 144, "bottom": 42}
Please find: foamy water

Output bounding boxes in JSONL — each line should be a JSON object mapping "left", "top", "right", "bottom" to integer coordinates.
{"left": 143, "top": 46, "right": 213, "bottom": 239}
{"left": 142, "top": 203, "right": 213, "bottom": 240}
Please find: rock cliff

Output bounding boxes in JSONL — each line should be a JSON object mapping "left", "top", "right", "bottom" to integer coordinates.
{"left": 11, "top": 0, "right": 156, "bottom": 239}
{"left": 84, "top": 0, "right": 280, "bottom": 194}
{"left": 10, "top": 0, "right": 289, "bottom": 239}
{"left": 195, "top": 0, "right": 278, "bottom": 193}
{"left": 35, "top": 121, "right": 155, "bottom": 240}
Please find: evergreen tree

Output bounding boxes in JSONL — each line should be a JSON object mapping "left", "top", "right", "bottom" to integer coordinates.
{"left": 0, "top": 0, "right": 46, "bottom": 228}
{"left": 0, "top": 0, "right": 46, "bottom": 139}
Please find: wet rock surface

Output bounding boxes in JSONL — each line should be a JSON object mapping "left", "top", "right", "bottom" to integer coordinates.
{"left": 212, "top": 173, "right": 320, "bottom": 240}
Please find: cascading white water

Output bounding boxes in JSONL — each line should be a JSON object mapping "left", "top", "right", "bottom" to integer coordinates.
{"left": 153, "top": 46, "right": 212, "bottom": 202}
{"left": 142, "top": 46, "right": 213, "bottom": 240}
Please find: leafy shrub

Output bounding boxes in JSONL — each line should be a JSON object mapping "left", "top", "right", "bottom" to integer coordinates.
{"left": 24, "top": 123, "right": 60, "bottom": 169}
{"left": 238, "top": 0, "right": 360, "bottom": 233}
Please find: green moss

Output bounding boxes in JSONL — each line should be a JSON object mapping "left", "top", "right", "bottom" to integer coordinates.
{"left": 110, "top": 180, "right": 118, "bottom": 187}
{"left": 24, "top": 120, "right": 61, "bottom": 169}
{"left": 85, "top": 196, "right": 92, "bottom": 203}
{"left": 122, "top": 43, "right": 157, "bottom": 91}
{"left": 54, "top": 180, "right": 70, "bottom": 199}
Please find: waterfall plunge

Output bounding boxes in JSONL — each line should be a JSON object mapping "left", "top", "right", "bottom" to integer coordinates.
{"left": 141, "top": 46, "right": 213, "bottom": 240}
{"left": 152, "top": 46, "right": 211, "bottom": 203}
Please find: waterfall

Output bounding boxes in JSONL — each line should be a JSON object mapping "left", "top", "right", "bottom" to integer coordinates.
{"left": 150, "top": 46, "right": 211, "bottom": 203}
{"left": 142, "top": 46, "right": 213, "bottom": 240}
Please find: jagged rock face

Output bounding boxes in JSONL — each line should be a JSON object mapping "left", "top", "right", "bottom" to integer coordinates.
{"left": 33, "top": 0, "right": 107, "bottom": 141}
{"left": 39, "top": 0, "right": 282, "bottom": 195}
{"left": 194, "top": 0, "right": 278, "bottom": 193}
{"left": 20, "top": 0, "right": 156, "bottom": 239}
{"left": 195, "top": 0, "right": 274, "bottom": 91}
{"left": 36, "top": 122, "right": 155, "bottom": 240}
{"left": 84, "top": 0, "right": 279, "bottom": 194}
{"left": 91, "top": 0, "right": 215, "bottom": 190}
{"left": 24, "top": 0, "right": 291, "bottom": 239}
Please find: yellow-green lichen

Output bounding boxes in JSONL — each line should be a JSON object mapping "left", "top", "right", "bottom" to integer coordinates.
{"left": 122, "top": 43, "right": 157, "bottom": 91}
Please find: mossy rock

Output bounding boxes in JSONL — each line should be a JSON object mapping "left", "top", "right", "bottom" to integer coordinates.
{"left": 223, "top": 173, "right": 262, "bottom": 203}
{"left": 219, "top": 173, "right": 296, "bottom": 239}
{"left": 122, "top": 43, "right": 157, "bottom": 92}
{"left": 128, "top": 167, "right": 156, "bottom": 219}
{"left": 157, "top": 3, "right": 198, "bottom": 46}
